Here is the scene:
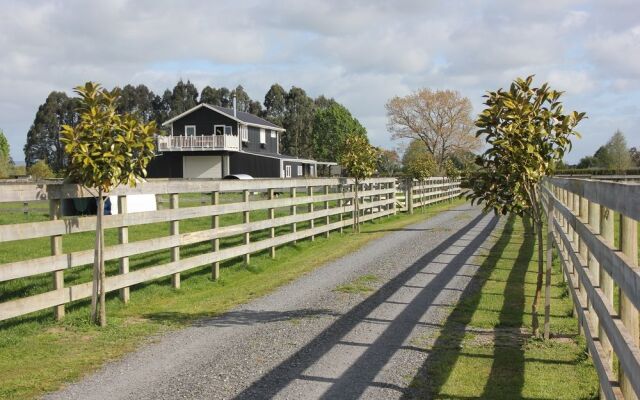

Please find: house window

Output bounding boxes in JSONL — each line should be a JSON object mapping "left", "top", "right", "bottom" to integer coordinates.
{"left": 270, "top": 130, "right": 276, "bottom": 138}
{"left": 214, "top": 125, "right": 225, "bottom": 135}
{"left": 240, "top": 125, "right": 248, "bottom": 142}
{"left": 297, "top": 165, "right": 303, "bottom": 176}
{"left": 225, "top": 126, "right": 233, "bottom": 135}
{"left": 185, "top": 125, "right": 196, "bottom": 136}
{"left": 260, "top": 129, "right": 266, "bottom": 144}
{"left": 285, "top": 165, "right": 291, "bottom": 178}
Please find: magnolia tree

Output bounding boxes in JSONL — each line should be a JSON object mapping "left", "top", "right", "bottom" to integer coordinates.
{"left": 339, "top": 133, "right": 379, "bottom": 232}
{"left": 464, "top": 76, "right": 585, "bottom": 337}
{"left": 61, "top": 82, "right": 157, "bottom": 326}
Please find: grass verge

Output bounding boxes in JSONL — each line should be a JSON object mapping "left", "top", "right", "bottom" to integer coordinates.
{"left": 0, "top": 198, "right": 465, "bottom": 400}
{"left": 407, "top": 215, "right": 599, "bottom": 399}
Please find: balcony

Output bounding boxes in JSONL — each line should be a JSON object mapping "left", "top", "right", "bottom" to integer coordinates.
{"left": 157, "top": 134, "right": 240, "bottom": 152}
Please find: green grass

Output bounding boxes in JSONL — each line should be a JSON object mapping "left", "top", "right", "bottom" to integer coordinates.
{"left": 0, "top": 197, "right": 465, "bottom": 400}
{"left": 333, "top": 274, "right": 380, "bottom": 294}
{"left": 407, "top": 215, "right": 599, "bottom": 399}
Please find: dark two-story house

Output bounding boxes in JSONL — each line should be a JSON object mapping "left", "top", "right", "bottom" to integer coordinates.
{"left": 147, "top": 100, "right": 327, "bottom": 179}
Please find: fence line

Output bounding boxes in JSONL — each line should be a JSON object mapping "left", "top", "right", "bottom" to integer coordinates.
{"left": 0, "top": 177, "right": 460, "bottom": 323}
{"left": 543, "top": 177, "right": 640, "bottom": 399}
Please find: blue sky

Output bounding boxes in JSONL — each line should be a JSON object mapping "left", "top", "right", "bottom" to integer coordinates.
{"left": 1, "top": 0, "right": 639, "bottom": 163}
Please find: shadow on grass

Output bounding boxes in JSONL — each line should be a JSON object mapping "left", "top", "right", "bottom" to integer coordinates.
{"left": 403, "top": 215, "right": 535, "bottom": 399}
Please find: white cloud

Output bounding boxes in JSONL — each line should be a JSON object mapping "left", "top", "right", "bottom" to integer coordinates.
{"left": 0, "top": 0, "right": 639, "bottom": 164}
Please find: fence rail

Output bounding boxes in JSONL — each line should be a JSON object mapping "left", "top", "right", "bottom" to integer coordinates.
{"left": 0, "top": 177, "right": 453, "bottom": 325}
{"left": 396, "top": 177, "right": 462, "bottom": 213}
{"left": 543, "top": 177, "right": 640, "bottom": 399}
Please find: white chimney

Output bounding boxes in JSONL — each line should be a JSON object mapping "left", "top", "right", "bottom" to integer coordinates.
{"left": 232, "top": 93, "right": 237, "bottom": 118}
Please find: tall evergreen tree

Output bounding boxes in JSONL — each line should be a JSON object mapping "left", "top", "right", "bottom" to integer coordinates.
{"left": 283, "top": 86, "right": 315, "bottom": 158}
{"left": 200, "top": 85, "right": 232, "bottom": 107}
{"left": 0, "top": 129, "right": 12, "bottom": 178}
{"left": 152, "top": 89, "right": 172, "bottom": 126}
{"left": 169, "top": 80, "right": 198, "bottom": 117}
{"left": 118, "top": 84, "right": 156, "bottom": 123}
{"left": 264, "top": 84, "right": 287, "bottom": 126}
{"left": 314, "top": 95, "right": 337, "bottom": 110}
{"left": 24, "top": 91, "right": 79, "bottom": 170}
{"left": 234, "top": 85, "right": 252, "bottom": 112}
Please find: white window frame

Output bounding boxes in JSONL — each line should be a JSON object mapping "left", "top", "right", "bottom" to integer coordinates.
{"left": 270, "top": 130, "right": 276, "bottom": 138}
{"left": 240, "top": 124, "right": 249, "bottom": 142}
{"left": 184, "top": 125, "right": 196, "bottom": 136}
{"left": 260, "top": 128, "right": 266, "bottom": 144}
{"left": 285, "top": 165, "right": 291, "bottom": 178}
{"left": 297, "top": 165, "right": 303, "bottom": 176}
{"left": 224, "top": 126, "right": 233, "bottom": 135}
{"left": 213, "top": 125, "right": 225, "bottom": 135}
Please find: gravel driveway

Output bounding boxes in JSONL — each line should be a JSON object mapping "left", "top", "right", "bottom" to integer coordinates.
{"left": 45, "top": 203, "right": 502, "bottom": 400}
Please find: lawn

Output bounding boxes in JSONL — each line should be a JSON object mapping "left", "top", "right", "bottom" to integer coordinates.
{"left": 407, "top": 215, "right": 599, "bottom": 399}
{"left": 0, "top": 196, "right": 464, "bottom": 400}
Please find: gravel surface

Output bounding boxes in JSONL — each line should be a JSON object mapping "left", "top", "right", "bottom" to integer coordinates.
{"left": 45, "top": 204, "right": 502, "bottom": 400}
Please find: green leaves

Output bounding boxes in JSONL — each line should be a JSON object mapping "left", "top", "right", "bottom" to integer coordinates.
{"left": 464, "top": 76, "right": 585, "bottom": 218}
{"left": 338, "top": 133, "right": 379, "bottom": 180}
{"left": 60, "top": 81, "right": 157, "bottom": 193}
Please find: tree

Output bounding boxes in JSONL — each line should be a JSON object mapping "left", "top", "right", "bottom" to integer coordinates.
{"left": 283, "top": 87, "right": 315, "bottom": 158}
{"left": 464, "top": 76, "right": 585, "bottom": 338}
{"left": 264, "top": 84, "right": 287, "bottom": 126}
{"left": 117, "top": 84, "right": 156, "bottom": 123}
{"left": 386, "top": 89, "right": 480, "bottom": 167}
{"left": 234, "top": 85, "right": 252, "bottom": 112}
{"left": 313, "top": 102, "right": 367, "bottom": 162}
{"left": 24, "top": 92, "right": 79, "bottom": 171}
{"left": 403, "top": 140, "right": 437, "bottom": 180}
{"left": 60, "top": 82, "right": 157, "bottom": 326}
{"left": 0, "top": 129, "right": 12, "bottom": 178}
{"left": 338, "top": 133, "right": 380, "bottom": 233}
{"left": 576, "top": 155, "right": 598, "bottom": 169}
{"left": 600, "top": 130, "right": 632, "bottom": 171}
{"left": 152, "top": 89, "right": 172, "bottom": 126}
{"left": 630, "top": 147, "right": 640, "bottom": 167}
{"left": 377, "top": 149, "right": 401, "bottom": 176}
{"left": 168, "top": 80, "right": 199, "bottom": 117}
{"left": 27, "top": 160, "right": 54, "bottom": 180}
{"left": 314, "top": 95, "right": 337, "bottom": 110}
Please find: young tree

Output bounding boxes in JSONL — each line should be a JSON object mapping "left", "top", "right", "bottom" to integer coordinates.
{"left": 464, "top": 76, "right": 585, "bottom": 337}
{"left": 338, "top": 133, "right": 379, "bottom": 232}
{"left": 60, "top": 82, "right": 157, "bottom": 326}
{"left": 28, "top": 160, "right": 54, "bottom": 180}
{"left": 386, "top": 89, "right": 481, "bottom": 166}
{"left": 402, "top": 139, "right": 436, "bottom": 178}
{"left": 0, "top": 129, "right": 12, "bottom": 178}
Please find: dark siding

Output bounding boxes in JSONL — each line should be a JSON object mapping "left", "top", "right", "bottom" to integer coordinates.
{"left": 230, "top": 153, "right": 280, "bottom": 178}
{"left": 147, "top": 152, "right": 183, "bottom": 178}
{"left": 282, "top": 161, "right": 304, "bottom": 178}
{"left": 242, "top": 126, "right": 279, "bottom": 154}
{"left": 171, "top": 106, "right": 237, "bottom": 136}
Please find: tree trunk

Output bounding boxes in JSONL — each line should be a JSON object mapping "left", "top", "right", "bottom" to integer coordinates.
{"left": 97, "top": 190, "right": 107, "bottom": 327}
{"left": 91, "top": 194, "right": 101, "bottom": 323}
{"left": 532, "top": 217, "right": 544, "bottom": 337}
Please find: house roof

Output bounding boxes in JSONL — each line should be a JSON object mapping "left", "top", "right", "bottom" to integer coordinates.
{"left": 161, "top": 103, "right": 286, "bottom": 132}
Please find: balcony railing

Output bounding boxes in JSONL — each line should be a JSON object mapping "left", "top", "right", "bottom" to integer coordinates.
{"left": 157, "top": 135, "right": 240, "bottom": 152}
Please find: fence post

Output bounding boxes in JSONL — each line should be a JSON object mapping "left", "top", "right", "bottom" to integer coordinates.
{"left": 212, "top": 191, "right": 220, "bottom": 280}
{"left": 324, "top": 185, "right": 330, "bottom": 238}
{"left": 339, "top": 183, "right": 344, "bottom": 234}
{"left": 408, "top": 180, "right": 414, "bottom": 214}
{"left": 23, "top": 201, "right": 28, "bottom": 216}
{"left": 620, "top": 213, "right": 638, "bottom": 399}
{"left": 587, "top": 199, "right": 601, "bottom": 340}
{"left": 243, "top": 189, "right": 250, "bottom": 264}
{"left": 600, "top": 205, "right": 615, "bottom": 380}
{"left": 309, "top": 186, "right": 315, "bottom": 241}
{"left": 49, "top": 198, "right": 64, "bottom": 320}
{"left": 544, "top": 194, "right": 553, "bottom": 340}
{"left": 118, "top": 195, "right": 129, "bottom": 303}
{"left": 291, "top": 186, "right": 297, "bottom": 242}
{"left": 269, "top": 188, "right": 276, "bottom": 258}
{"left": 170, "top": 193, "right": 180, "bottom": 289}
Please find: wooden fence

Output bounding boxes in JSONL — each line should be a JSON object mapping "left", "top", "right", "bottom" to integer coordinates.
{"left": 543, "top": 177, "right": 640, "bottom": 399}
{"left": 396, "top": 177, "right": 462, "bottom": 213}
{"left": 0, "top": 177, "right": 456, "bottom": 324}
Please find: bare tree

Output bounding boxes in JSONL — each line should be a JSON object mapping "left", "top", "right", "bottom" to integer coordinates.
{"left": 386, "top": 89, "right": 480, "bottom": 166}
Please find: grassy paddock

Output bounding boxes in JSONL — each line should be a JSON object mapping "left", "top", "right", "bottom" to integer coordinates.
{"left": 407, "top": 215, "right": 598, "bottom": 399}
{"left": 0, "top": 198, "right": 464, "bottom": 400}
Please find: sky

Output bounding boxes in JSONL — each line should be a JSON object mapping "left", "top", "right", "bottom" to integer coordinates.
{"left": 1, "top": 0, "right": 639, "bottom": 163}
